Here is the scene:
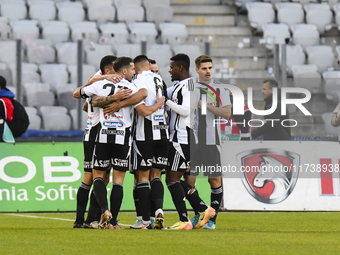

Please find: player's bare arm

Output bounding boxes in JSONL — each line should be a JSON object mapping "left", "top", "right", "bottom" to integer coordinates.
{"left": 198, "top": 100, "right": 231, "bottom": 119}
{"left": 73, "top": 74, "right": 122, "bottom": 99}
{"left": 82, "top": 101, "right": 88, "bottom": 112}
{"left": 91, "top": 88, "right": 133, "bottom": 108}
{"left": 207, "top": 104, "right": 231, "bottom": 119}
{"left": 103, "top": 88, "right": 148, "bottom": 115}
{"left": 88, "top": 74, "right": 122, "bottom": 85}
{"left": 135, "top": 93, "right": 165, "bottom": 117}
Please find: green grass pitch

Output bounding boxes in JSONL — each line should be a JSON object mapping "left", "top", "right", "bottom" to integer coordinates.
{"left": 1, "top": 211, "right": 340, "bottom": 255}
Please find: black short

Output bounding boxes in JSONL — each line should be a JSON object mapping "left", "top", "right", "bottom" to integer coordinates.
{"left": 168, "top": 142, "right": 190, "bottom": 172}
{"left": 93, "top": 142, "right": 130, "bottom": 172}
{"left": 188, "top": 144, "right": 222, "bottom": 177}
{"left": 82, "top": 124, "right": 100, "bottom": 172}
{"left": 131, "top": 139, "right": 169, "bottom": 171}
{"left": 83, "top": 140, "right": 96, "bottom": 172}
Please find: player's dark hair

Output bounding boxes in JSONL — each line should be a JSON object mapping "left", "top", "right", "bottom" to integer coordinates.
{"left": 133, "top": 55, "right": 150, "bottom": 64}
{"left": 263, "top": 79, "right": 279, "bottom": 88}
{"left": 170, "top": 53, "right": 190, "bottom": 71}
{"left": 0, "top": 75, "right": 7, "bottom": 89}
{"left": 114, "top": 57, "right": 133, "bottom": 73}
{"left": 148, "top": 59, "right": 156, "bottom": 65}
{"left": 195, "top": 55, "right": 212, "bottom": 69}
{"left": 100, "top": 55, "right": 117, "bottom": 74}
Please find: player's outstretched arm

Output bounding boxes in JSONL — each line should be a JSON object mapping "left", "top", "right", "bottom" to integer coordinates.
{"left": 166, "top": 100, "right": 190, "bottom": 117}
{"left": 207, "top": 104, "right": 231, "bottom": 119}
{"left": 135, "top": 94, "right": 165, "bottom": 117}
{"left": 73, "top": 74, "right": 122, "bottom": 99}
{"left": 103, "top": 88, "right": 148, "bottom": 115}
{"left": 197, "top": 99, "right": 231, "bottom": 119}
{"left": 88, "top": 74, "right": 122, "bottom": 85}
{"left": 91, "top": 88, "right": 133, "bottom": 108}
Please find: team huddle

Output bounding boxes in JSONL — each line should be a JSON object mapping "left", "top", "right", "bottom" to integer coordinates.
{"left": 73, "top": 53, "right": 231, "bottom": 230}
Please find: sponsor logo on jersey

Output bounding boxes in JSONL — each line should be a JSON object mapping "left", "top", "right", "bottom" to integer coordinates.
{"left": 153, "top": 125, "right": 168, "bottom": 130}
{"left": 154, "top": 115, "right": 164, "bottom": 121}
{"left": 103, "top": 122, "right": 123, "bottom": 128}
{"left": 104, "top": 113, "right": 123, "bottom": 120}
{"left": 102, "top": 129, "right": 125, "bottom": 135}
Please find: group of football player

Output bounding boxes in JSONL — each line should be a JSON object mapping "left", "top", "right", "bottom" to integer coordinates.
{"left": 72, "top": 52, "right": 231, "bottom": 230}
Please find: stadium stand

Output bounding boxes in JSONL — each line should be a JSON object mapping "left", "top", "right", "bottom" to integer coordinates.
{"left": 41, "top": 20, "right": 70, "bottom": 45}
{"left": 99, "top": 22, "right": 130, "bottom": 44}
{"left": 113, "top": 43, "right": 142, "bottom": 58}
{"left": 262, "top": 23, "right": 290, "bottom": 50}
{"left": 306, "top": 45, "right": 335, "bottom": 73}
{"left": 10, "top": 20, "right": 40, "bottom": 45}
{"left": 159, "top": 22, "right": 188, "bottom": 44}
{"left": 280, "top": 44, "right": 306, "bottom": 75}
{"left": 291, "top": 24, "right": 320, "bottom": 49}
{"left": 70, "top": 108, "right": 88, "bottom": 130}
{"left": 291, "top": 64, "right": 322, "bottom": 93}
{"left": 116, "top": 4, "right": 145, "bottom": 24}
{"left": 84, "top": 43, "right": 114, "bottom": 70}
{"left": 304, "top": 3, "right": 333, "bottom": 34}
{"left": 246, "top": 2, "right": 275, "bottom": 32}
{"left": 0, "top": 22, "right": 11, "bottom": 39}
{"left": 24, "top": 106, "right": 42, "bottom": 130}
{"left": 56, "top": 83, "right": 77, "bottom": 111}
{"left": 26, "top": 39, "right": 56, "bottom": 65}
{"left": 0, "top": 1, "right": 27, "bottom": 21}
{"left": 40, "top": 106, "right": 71, "bottom": 131}
{"left": 145, "top": 5, "right": 174, "bottom": 27}
{"left": 276, "top": 2, "right": 304, "bottom": 28}
{"left": 0, "top": 0, "right": 337, "bottom": 139}
{"left": 172, "top": 44, "right": 202, "bottom": 68}
{"left": 56, "top": 42, "right": 79, "bottom": 65}
{"left": 87, "top": 1, "right": 116, "bottom": 26}
{"left": 143, "top": 0, "right": 170, "bottom": 8}
{"left": 68, "top": 64, "right": 97, "bottom": 85}
{"left": 27, "top": 0, "right": 57, "bottom": 22}
{"left": 146, "top": 43, "right": 173, "bottom": 68}
{"left": 39, "top": 63, "right": 69, "bottom": 92}
{"left": 323, "top": 71, "right": 340, "bottom": 102}
{"left": 129, "top": 22, "right": 158, "bottom": 44}
{"left": 70, "top": 21, "right": 100, "bottom": 43}
{"left": 56, "top": 1, "right": 85, "bottom": 24}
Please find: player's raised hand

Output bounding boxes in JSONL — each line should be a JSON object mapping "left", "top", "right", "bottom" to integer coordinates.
{"left": 156, "top": 93, "right": 165, "bottom": 108}
{"left": 106, "top": 74, "right": 123, "bottom": 84}
{"left": 115, "top": 87, "right": 133, "bottom": 101}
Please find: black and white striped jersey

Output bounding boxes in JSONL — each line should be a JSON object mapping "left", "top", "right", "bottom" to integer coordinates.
{"left": 81, "top": 78, "right": 138, "bottom": 145}
{"left": 83, "top": 70, "right": 101, "bottom": 142}
{"left": 167, "top": 77, "right": 194, "bottom": 144}
{"left": 83, "top": 97, "right": 100, "bottom": 142}
{"left": 132, "top": 70, "right": 169, "bottom": 141}
{"left": 194, "top": 79, "right": 231, "bottom": 145}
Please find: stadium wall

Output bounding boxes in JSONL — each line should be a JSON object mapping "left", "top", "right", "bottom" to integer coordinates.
{"left": 2, "top": 141, "right": 340, "bottom": 212}
{"left": 222, "top": 141, "right": 340, "bottom": 211}
{"left": 0, "top": 142, "right": 212, "bottom": 212}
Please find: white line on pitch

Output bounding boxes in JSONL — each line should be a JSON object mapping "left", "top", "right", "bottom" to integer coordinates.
{"left": 4, "top": 213, "right": 132, "bottom": 226}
